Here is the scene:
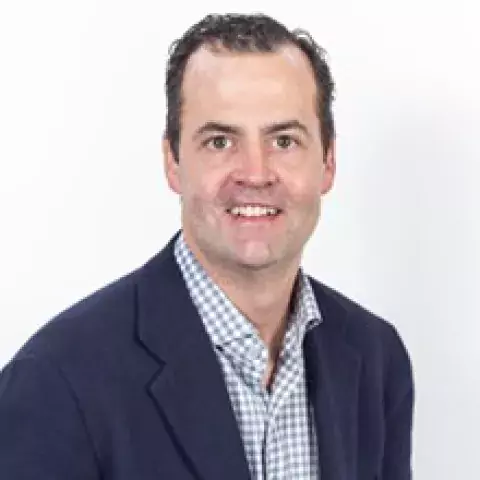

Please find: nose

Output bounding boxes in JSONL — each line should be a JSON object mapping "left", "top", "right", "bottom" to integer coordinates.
{"left": 230, "top": 143, "right": 277, "bottom": 187}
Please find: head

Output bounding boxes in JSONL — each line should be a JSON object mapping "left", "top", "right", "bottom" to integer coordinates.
{"left": 163, "top": 13, "right": 336, "bottom": 275}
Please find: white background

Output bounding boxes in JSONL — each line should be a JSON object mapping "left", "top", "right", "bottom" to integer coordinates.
{"left": 1, "top": 1, "right": 479, "bottom": 478}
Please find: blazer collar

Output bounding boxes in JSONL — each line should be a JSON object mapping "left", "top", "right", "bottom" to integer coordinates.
{"left": 136, "top": 231, "right": 251, "bottom": 480}
{"left": 135, "top": 232, "right": 361, "bottom": 480}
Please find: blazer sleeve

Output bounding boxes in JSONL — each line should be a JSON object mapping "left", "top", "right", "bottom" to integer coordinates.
{"left": 382, "top": 326, "right": 415, "bottom": 480}
{"left": 0, "top": 354, "right": 100, "bottom": 480}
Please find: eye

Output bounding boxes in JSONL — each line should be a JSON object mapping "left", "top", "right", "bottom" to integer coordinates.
{"left": 273, "top": 134, "right": 298, "bottom": 150}
{"left": 204, "top": 135, "right": 232, "bottom": 150}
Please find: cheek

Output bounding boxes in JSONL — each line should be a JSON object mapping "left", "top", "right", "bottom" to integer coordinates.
{"left": 279, "top": 155, "right": 324, "bottom": 198}
{"left": 181, "top": 168, "right": 225, "bottom": 207}
{"left": 285, "top": 174, "right": 322, "bottom": 207}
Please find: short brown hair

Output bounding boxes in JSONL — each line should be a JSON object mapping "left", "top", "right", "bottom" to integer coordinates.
{"left": 165, "top": 13, "right": 336, "bottom": 162}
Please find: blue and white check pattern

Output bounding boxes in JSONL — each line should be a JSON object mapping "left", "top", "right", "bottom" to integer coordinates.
{"left": 174, "top": 233, "right": 322, "bottom": 479}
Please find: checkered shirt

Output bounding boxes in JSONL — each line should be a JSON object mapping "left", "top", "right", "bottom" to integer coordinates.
{"left": 174, "top": 233, "right": 322, "bottom": 479}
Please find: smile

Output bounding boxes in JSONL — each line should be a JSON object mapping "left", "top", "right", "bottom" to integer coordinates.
{"left": 226, "top": 205, "right": 282, "bottom": 217}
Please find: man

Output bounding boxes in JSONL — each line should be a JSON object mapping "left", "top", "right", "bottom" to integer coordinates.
{"left": 0, "top": 13, "right": 414, "bottom": 480}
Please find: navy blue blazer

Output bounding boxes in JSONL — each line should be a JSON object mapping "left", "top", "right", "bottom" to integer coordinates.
{"left": 0, "top": 232, "right": 413, "bottom": 479}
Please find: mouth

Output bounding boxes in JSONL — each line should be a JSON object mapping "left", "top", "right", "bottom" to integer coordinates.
{"left": 225, "top": 204, "right": 283, "bottom": 220}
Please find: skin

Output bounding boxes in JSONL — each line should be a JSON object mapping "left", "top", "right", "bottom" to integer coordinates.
{"left": 163, "top": 43, "right": 336, "bottom": 387}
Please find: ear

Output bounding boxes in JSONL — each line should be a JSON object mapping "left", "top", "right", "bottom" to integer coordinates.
{"left": 163, "top": 137, "right": 182, "bottom": 195}
{"left": 320, "top": 139, "right": 336, "bottom": 195}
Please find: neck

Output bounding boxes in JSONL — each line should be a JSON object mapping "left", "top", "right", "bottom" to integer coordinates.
{"left": 218, "top": 264, "right": 299, "bottom": 346}
{"left": 210, "top": 264, "right": 299, "bottom": 390}
{"left": 183, "top": 236, "right": 301, "bottom": 351}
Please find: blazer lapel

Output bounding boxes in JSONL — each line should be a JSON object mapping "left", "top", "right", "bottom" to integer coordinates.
{"left": 305, "top": 281, "right": 362, "bottom": 480}
{"left": 136, "top": 234, "right": 251, "bottom": 480}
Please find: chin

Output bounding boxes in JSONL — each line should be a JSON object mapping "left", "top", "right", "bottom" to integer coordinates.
{"left": 231, "top": 243, "right": 278, "bottom": 270}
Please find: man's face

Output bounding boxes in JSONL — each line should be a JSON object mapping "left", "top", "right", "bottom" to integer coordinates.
{"left": 164, "top": 43, "right": 335, "bottom": 273}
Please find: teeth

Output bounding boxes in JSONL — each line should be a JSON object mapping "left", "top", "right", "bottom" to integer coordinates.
{"left": 229, "top": 205, "right": 279, "bottom": 217}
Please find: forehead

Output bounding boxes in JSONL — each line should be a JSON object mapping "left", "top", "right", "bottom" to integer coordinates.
{"left": 180, "top": 43, "right": 318, "bottom": 127}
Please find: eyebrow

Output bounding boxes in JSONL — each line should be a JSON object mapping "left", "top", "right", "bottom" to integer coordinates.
{"left": 261, "top": 120, "right": 311, "bottom": 137}
{"left": 193, "top": 122, "right": 241, "bottom": 139}
{"left": 193, "top": 120, "right": 311, "bottom": 139}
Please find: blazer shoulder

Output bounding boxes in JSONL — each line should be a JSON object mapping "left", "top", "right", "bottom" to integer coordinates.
{"left": 308, "top": 276, "right": 402, "bottom": 337}
{"left": 9, "top": 267, "right": 142, "bottom": 368}
{"left": 307, "top": 276, "right": 412, "bottom": 371}
{"left": 4, "top": 237, "right": 178, "bottom": 372}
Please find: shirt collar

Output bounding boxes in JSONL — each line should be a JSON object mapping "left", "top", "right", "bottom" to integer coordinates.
{"left": 174, "top": 231, "right": 322, "bottom": 349}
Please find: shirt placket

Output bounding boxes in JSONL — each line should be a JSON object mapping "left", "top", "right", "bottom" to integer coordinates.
{"left": 264, "top": 321, "right": 303, "bottom": 479}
